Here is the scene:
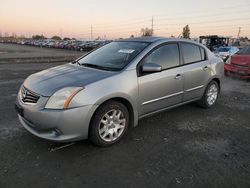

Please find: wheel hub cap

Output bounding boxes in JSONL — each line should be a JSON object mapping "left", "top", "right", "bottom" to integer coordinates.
{"left": 98, "top": 109, "right": 126, "bottom": 142}
{"left": 207, "top": 84, "right": 218, "bottom": 105}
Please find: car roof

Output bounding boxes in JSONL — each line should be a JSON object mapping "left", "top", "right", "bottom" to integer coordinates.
{"left": 117, "top": 37, "right": 166, "bottom": 43}
{"left": 117, "top": 37, "right": 202, "bottom": 45}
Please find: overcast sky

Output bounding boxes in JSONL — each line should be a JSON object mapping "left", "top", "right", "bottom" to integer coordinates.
{"left": 0, "top": 0, "right": 249, "bottom": 39}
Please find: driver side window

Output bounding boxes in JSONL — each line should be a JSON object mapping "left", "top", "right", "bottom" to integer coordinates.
{"left": 143, "top": 43, "right": 180, "bottom": 70}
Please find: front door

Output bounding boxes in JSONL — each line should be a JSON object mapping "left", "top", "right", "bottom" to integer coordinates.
{"left": 138, "top": 43, "right": 184, "bottom": 116}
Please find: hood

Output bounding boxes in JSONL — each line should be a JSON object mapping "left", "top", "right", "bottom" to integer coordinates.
{"left": 23, "top": 63, "right": 116, "bottom": 96}
{"left": 231, "top": 54, "right": 250, "bottom": 66}
{"left": 218, "top": 52, "right": 230, "bottom": 56}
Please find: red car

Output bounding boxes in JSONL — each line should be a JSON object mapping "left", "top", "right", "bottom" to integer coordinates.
{"left": 224, "top": 45, "right": 250, "bottom": 78}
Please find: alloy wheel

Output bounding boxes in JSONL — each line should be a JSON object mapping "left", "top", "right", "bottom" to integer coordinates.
{"left": 98, "top": 109, "right": 126, "bottom": 142}
{"left": 206, "top": 84, "right": 218, "bottom": 106}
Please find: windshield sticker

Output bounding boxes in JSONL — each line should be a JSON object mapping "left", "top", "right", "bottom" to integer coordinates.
{"left": 118, "top": 49, "right": 135, "bottom": 54}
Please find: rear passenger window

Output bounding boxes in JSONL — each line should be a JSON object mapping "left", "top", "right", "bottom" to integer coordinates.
{"left": 143, "top": 43, "right": 180, "bottom": 69}
{"left": 181, "top": 43, "right": 202, "bottom": 64}
{"left": 200, "top": 47, "right": 206, "bottom": 61}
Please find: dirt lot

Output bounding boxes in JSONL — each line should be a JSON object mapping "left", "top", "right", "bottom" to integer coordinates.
{"left": 0, "top": 44, "right": 250, "bottom": 188}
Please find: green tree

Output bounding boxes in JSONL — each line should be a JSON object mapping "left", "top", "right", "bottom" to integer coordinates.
{"left": 182, "top": 25, "right": 190, "bottom": 39}
{"left": 141, "top": 28, "right": 153, "bottom": 37}
{"left": 32, "top": 35, "right": 45, "bottom": 40}
{"left": 63, "top": 37, "right": 71, "bottom": 41}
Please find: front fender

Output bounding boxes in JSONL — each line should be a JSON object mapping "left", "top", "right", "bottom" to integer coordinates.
{"left": 73, "top": 69, "right": 139, "bottom": 127}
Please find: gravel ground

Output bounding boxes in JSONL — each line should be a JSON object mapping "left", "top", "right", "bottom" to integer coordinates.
{"left": 0, "top": 44, "right": 250, "bottom": 188}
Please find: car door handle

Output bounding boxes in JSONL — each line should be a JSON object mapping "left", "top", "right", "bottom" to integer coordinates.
{"left": 175, "top": 74, "right": 182, "bottom": 80}
{"left": 203, "top": 66, "right": 208, "bottom": 71}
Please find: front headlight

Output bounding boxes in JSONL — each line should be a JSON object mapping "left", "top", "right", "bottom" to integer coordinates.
{"left": 45, "top": 87, "right": 84, "bottom": 109}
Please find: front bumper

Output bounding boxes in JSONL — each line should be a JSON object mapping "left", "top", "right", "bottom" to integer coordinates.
{"left": 16, "top": 94, "right": 97, "bottom": 142}
{"left": 224, "top": 64, "right": 250, "bottom": 79}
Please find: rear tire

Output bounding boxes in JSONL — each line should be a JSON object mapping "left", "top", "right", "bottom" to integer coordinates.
{"left": 198, "top": 80, "right": 219, "bottom": 108}
{"left": 89, "top": 101, "right": 129, "bottom": 147}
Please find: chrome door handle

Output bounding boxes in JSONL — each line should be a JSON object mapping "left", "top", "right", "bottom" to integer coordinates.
{"left": 175, "top": 74, "right": 182, "bottom": 80}
{"left": 203, "top": 66, "right": 208, "bottom": 71}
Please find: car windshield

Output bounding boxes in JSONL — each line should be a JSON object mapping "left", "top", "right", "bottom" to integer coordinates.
{"left": 216, "top": 47, "right": 230, "bottom": 52}
{"left": 77, "top": 41, "right": 149, "bottom": 71}
{"left": 236, "top": 45, "right": 250, "bottom": 55}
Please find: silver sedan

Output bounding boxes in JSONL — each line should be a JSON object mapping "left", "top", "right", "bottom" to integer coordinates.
{"left": 15, "top": 37, "right": 223, "bottom": 146}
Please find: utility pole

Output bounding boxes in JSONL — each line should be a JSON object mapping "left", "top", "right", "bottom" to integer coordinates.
{"left": 151, "top": 16, "right": 154, "bottom": 36}
{"left": 91, "top": 25, "right": 93, "bottom": 40}
{"left": 237, "top": 27, "right": 241, "bottom": 40}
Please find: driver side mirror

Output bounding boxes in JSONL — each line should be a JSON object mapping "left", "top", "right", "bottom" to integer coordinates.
{"left": 142, "top": 63, "right": 162, "bottom": 73}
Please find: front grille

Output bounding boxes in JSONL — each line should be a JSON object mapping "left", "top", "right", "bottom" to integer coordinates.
{"left": 21, "top": 87, "right": 40, "bottom": 104}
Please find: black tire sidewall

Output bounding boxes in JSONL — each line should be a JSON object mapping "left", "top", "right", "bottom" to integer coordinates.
{"left": 89, "top": 101, "right": 129, "bottom": 146}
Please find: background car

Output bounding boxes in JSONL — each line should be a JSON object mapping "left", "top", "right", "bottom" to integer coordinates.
{"left": 0, "top": 37, "right": 112, "bottom": 52}
{"left": 199, "top": 35, "right": 230, "bottom": 51}
{"left": 214, "top": 46, "right": 239, "bottom": 61}
{"left": 224, "top": 45, "right": 250, "bottom": 78}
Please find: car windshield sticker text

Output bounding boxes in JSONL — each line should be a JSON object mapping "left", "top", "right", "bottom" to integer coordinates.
{"left": 118, "top": 49, "right": 135, "bottom": 54}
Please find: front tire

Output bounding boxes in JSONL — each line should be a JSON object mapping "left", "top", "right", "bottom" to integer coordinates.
{"left": 198, "top": 80, "right": 219, "bottom": 108}
{"left": 89, "top": 101, "right": 129, "bottom": 147}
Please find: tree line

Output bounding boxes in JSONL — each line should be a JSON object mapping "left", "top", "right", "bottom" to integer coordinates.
{"left": 135, "top": 24, "right": 190, "bottom": 38}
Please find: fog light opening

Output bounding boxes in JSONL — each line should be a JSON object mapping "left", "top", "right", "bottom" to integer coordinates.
{"left": 53, "top": 129, "right": 62, "bottom": 137}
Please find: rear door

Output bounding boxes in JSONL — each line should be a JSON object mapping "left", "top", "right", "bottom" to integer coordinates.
{"left": 180, "top": 43, "right": 211, "bottom": 101}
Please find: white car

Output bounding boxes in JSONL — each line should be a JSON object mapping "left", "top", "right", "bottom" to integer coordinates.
{"left": 214, "top": 46, "right": 239, "bottom": 61}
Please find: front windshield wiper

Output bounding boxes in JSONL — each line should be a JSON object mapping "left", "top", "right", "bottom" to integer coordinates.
{"left": 80, "top": 63, "right": 117, "bottom": 71}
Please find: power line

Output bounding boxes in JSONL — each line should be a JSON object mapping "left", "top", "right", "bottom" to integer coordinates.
{"left": 90, "top": 17, "right": 250, "bottom": 33}
{"left": 156, "top": 11, "right": 250, "bottom": 22}
{"left": 90, "top": 3, "right": 250, "bottom": 30}
{"left": 84, "top": 4, "right": 250, "bottom": 29}
{"left": 155, "top": 17, "right": 250, "bottom": 26}
{"left": 95, "top": 3, "right": 250, "bottom": 29}
{"left": 155, "top": 23, "right": 250, "bottom": 30}
{"left": 90, "top": 18, "right": 151, "bottom": 28}
{"left": 80, "top": 13, "right": 250, "bottom": 31}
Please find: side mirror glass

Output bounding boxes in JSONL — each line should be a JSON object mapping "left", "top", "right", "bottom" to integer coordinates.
{"left": 142, "top": 63, "right": 162, "bottom": 73}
